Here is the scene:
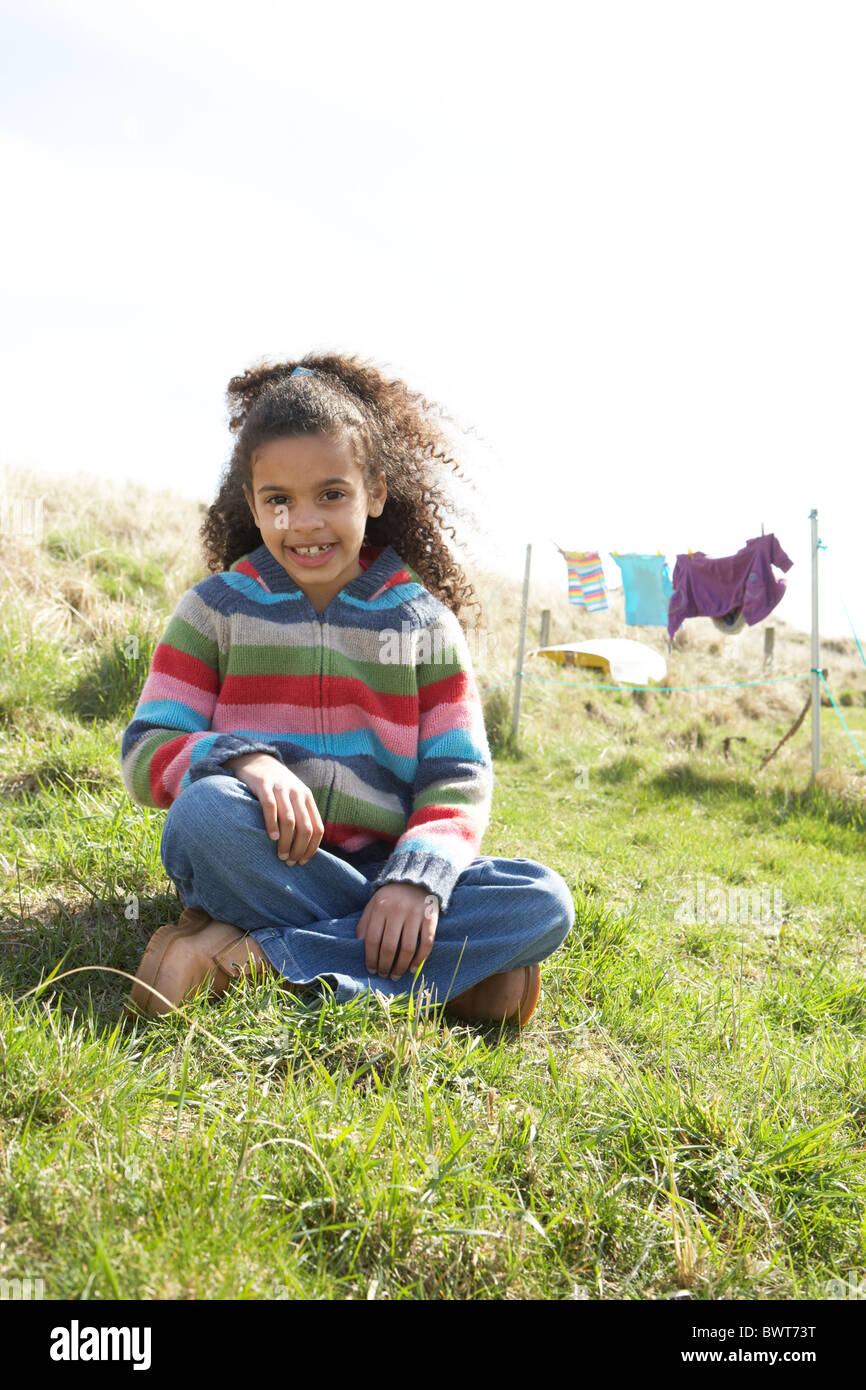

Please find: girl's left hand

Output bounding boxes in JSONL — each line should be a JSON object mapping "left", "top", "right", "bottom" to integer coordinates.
{"left": 357, "top": 882, "right": 440, "bottom": 980}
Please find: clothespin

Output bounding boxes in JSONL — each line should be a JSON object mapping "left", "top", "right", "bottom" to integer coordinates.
{"left": 613, "top": 549, "right": 619, "bottom": 556}
{"left": 688, "top": 547, "right": 693, "bottom": 556}
{"left": 657, "top": 549, "right": 662, "bottom": 557}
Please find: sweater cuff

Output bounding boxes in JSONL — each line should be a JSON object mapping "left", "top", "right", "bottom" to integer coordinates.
{"left": 187, "top": 735, "right": 285, "bottom": 784}
{"left": 369, "top": 851, "right": 461, "bottom": 915}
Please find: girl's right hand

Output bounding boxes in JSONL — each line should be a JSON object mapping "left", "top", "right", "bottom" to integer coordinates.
{"left": 225, "top": 753, "right": 324, "bottom": 865}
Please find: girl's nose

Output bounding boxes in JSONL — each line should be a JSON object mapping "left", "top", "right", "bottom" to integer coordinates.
{"left": 289, "top": 506, "right": 324, "bottom": 532}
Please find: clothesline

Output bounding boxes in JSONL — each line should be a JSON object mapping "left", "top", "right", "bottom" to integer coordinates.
{"left": 479, "top": 672, "right": 810, "bottom": 695}
{"left": 477, "top": 536, "right": 865, "bottom": 666}
{"left": 821, "top": 548, "right": 866, "bottom": 672}
{"left": 817, "top": 672, "right": 866, "bottom": 771}
{"left": 552, "top": 535, "right": 793, "bottom": 641}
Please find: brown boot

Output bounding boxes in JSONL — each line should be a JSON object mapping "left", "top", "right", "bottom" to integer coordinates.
{"left": 125, "top": 906, "right": 273, "bottom": 1019}
{"left": 444, "top": 963, "right": 541, "bottom": 1026}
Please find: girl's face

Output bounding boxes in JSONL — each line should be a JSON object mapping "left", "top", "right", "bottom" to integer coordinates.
{"left": 242, "top": 432, "right": 386, "bottom": 613}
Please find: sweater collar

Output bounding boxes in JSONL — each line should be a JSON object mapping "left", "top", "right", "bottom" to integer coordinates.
{"left": 241, "top": 541, "right": 408, "bottom": 601}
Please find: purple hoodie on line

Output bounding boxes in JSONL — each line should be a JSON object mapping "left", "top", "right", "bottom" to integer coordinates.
{"left": 667, "top": 534, "right": 793, "bottom": 640}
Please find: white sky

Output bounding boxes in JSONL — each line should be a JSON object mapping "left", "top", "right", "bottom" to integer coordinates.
{"left": 1, "top": 0, "right": 864, "bottom": 641}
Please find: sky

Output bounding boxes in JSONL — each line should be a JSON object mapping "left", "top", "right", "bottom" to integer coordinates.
{"left": 1, "top": 0, "right": 864, "bottom": 641}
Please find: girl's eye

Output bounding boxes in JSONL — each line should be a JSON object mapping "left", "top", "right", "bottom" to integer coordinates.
{"left": 265, "top": 491, "right": 344, "bottom": 505}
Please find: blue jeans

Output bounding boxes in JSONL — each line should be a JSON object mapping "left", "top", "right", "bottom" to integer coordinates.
{"left": 159, "top": 775, "right": 575, "bottom": 1008}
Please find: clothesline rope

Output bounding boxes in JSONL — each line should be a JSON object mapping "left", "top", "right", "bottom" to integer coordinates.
{"left": 815, "top": 670, "right": 866, "bottom": 771}
{"left": 820, "top": 544, "right": 866, "bottom": 673}
{"left": 479, "top": 672, "right": 810, "bottom": 695}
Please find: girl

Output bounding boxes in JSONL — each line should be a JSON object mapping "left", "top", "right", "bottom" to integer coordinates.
{"left": 120, "top": 354, "right": 574, "bottom": 1024}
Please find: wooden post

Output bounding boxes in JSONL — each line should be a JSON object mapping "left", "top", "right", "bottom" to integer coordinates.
{"left": 539, "top": 609, "right": 550, "bottom": 647}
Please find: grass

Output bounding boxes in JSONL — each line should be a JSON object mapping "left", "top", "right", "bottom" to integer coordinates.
{"left": 1, "top": 461, "right": 866, "bottom": 1299}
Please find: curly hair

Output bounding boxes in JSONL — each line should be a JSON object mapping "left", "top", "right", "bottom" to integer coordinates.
{"left": 199, "top": 352, "right": 483, "bottom": 625}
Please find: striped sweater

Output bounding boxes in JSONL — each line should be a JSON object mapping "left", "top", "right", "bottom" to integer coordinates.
{"left": 119, "top": 541, "right": 493, "bottom": 913}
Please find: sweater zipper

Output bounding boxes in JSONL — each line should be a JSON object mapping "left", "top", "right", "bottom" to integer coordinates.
{"left": 317, "top": 612, "right": 337, "bottom": 826}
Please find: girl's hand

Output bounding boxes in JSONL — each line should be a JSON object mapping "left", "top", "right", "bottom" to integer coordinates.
{"left": 225, "top": 753, "right": 324, "bottom": 865}
{"left": 357, "top": 883, "right": 440, "bottom": 980}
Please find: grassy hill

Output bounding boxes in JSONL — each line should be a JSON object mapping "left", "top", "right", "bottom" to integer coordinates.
{"left": 1, "top": 460, "right": 865, "bottom": 1300}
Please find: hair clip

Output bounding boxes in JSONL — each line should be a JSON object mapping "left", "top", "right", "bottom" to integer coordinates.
{"left": 291, "top": 366, "right": 314, "bottom": 378}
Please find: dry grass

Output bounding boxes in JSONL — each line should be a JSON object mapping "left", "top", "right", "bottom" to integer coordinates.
{"left": 0, "top": 460, "right": 208, "bottom": 646}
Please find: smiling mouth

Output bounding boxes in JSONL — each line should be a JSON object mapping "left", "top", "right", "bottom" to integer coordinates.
{"left": 288, "top": 544, "right": 336, "bottom": 555}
